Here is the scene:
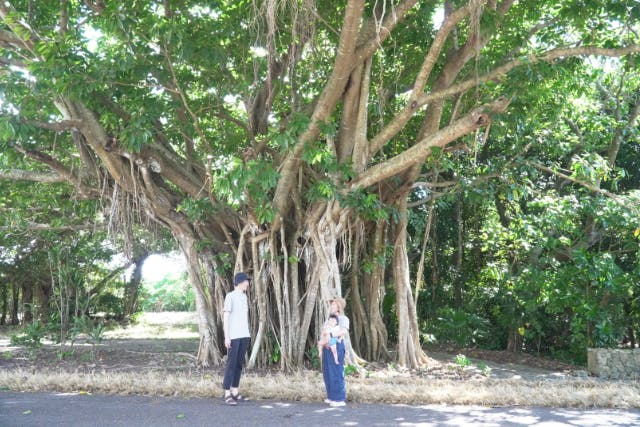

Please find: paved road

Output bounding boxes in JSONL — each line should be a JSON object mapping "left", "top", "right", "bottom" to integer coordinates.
{"left": 2, "top": 391, "right": 639, "bottom": 426}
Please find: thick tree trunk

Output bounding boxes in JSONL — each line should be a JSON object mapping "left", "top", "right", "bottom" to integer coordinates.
{"left": 0, "top": 279, "right": 7, "bottom": 325}
{"left": 34, "top": 279, "right": 52, "bottom": 322}
{"left": 392, "top": 197, "right": 428, "bottom": 368}
{"left": 454, "top": 195, "right": 464, "bottom": 308}
{"left": 349, "top": 219, "right": 389, "bottom": 361}
{"left": 176, "top": 233, "right": 224, "bottom": 367}
{"left": 21, "top": 283, "right": 33, "bottom": 324}
{"left": 123, "top": 252, "right": 150, "bottom": 318}
{"left": 363, "top": 220, "right": 390, "bottom": 361}
{"left": 430, "top": 208, "right": 440, "bottom": 303}
{"left": 506, "top": 326, "right": 523, "bottom": 353}
{"left": 248, "top": 234, "right": 269, "bottom": 368}
{"left": 10, "top": 282, "right": 19, "bottom": 325}
{"left": 624, "top": 300, "right": 636, "bottom": 348}
{"left": 50, "top": 91, "right": 395, "bottom": 371}
{"left": 349, "top": 235, "right": 368, "bottom": 356}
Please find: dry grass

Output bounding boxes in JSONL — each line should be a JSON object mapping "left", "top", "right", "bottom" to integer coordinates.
{"left": 2, "top": 313, "right": 639, "bottom": 409}
{"left": 2, "top": 369, "right": 638, "bottom": 409}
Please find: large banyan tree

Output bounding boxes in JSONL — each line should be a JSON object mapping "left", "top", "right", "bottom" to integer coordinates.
{"left": 0, "top": 0, "right": 638, "bottom": 368}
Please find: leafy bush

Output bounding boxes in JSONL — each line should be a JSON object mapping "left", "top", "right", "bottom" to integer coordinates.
{"left": 344, "top": 364, "right": 358, "bottom": 376}
{"left": 71, "top": 315, "right": 108, "bottom": 345}
{"left": 455, "top": 354, "right": 472, "bottom": 367}
{"left": 94, "top": 293, "right": 124, "bottom": 318}
{"left": 306, "top": 346, "right": 321, "bottom": 369}
{"left": 427, "top": 308, "right": 492, "bottom": 347}
{"left": 140, "top": 275, "right": 194, "bottom": 312}
{"left": 10, "top": 321, "right": 46, "bottom": 355}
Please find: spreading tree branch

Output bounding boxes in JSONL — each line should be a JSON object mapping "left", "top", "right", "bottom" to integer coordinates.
{"left": 22, "top": 119, "right": 82, "bottom": 132}
{"left": 0, "top": 223, "right": 104, "bottom": 232}
{"left": 353, "top": 97, "right": 510, "bottom": 189}
{"left": 271, "top": 0, "right": 366, "bottom": 229}
{"left": 368, "top": 44, "right": 640, "bottom": 157}
{"left": 0, "top": 169, "right": 66, "bottom": 183}
{"left": 12, "top": 144, "right": 100, "bottom": 197}
{"left": 528, "top": 161, "right": 621, "bottom": 200}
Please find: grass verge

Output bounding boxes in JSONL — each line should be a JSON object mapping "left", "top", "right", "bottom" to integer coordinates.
{"left": 1, "top": 369, "right": 639, "bottom": 409}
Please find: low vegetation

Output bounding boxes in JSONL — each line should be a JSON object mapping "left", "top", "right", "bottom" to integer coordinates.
{"left": 2, "top": 313, "right": 638, "bottom": 409}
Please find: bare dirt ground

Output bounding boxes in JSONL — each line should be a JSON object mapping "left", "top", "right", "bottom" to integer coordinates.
{"left": 0, "top": 336, "right": 202, "bottom": 374}
{"left": 0, "top": 312, "right": 205, "bottom": 376}
{"left": 0, "top": 314, "right": 582, "bottom": 382}
{"left": 425, "top": 347, "right": 581, "bottom": 381}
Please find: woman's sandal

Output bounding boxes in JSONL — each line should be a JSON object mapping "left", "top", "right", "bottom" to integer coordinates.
{"left": 224, "top": 395, "right": 238, "bottom": 405}
{"left": 231, "top": 393, "right": 250, "bottom": 402}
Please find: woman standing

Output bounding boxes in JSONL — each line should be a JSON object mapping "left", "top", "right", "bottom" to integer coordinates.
{"left": 320, "top": 297, "right": 349, "bottom": 407}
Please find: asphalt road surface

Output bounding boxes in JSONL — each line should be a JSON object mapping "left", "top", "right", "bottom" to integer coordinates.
{"left": 2, "top": 391, "right": 639, "bottom": 427}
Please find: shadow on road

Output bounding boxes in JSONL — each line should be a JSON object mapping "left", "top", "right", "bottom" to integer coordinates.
{"left": 2, "top": 391, "right": 639, "bottom": 427}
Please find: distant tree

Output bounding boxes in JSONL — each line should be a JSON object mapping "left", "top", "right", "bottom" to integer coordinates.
{"left": 141, "top": 273, "right": 194, "bottom": 312}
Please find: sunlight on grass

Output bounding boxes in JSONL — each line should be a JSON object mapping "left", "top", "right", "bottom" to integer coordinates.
{"left": 104, "top": 312, "right": 199, "bottom": 339}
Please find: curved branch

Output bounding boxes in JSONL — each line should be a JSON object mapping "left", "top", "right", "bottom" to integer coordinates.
{"left": 0, "top": 3, "right": 39, "bottom": 56}
{"left": 355, "top": 0, "right": 419, "bottom": 60}
{"left": 0, "top": 168, "right": 66, "bottom": 183}
{"left": 94, "top": 93, "right": 207, "bottom": 189}
{"left": 0, "top": 29, "right": 26, "bottom": 50}
{"left": 162, "top": 43, "right": 207, "bottom": 155}
{"left": 353, "top": 97, "right": 510, "bottom": 189}
{"left": 83, "top": 0, "right": 106, "bottom": 15}
{"left": 0, "top": 55, "right": 26, "bottom": 68}
{"left": 271, "top": 0, "right": 366, "bottom": 229}
{"left": 528, "top": 161, "right": 628, "bottom": 204}
{"left": 409, "top": 2, "right": 472, "bottom": 98}
{"left": 415, "top": 45, "right": 640, "bottom": 113}
{"left": 12, "top": 144, "right": 100, "bottom": 198}
{"left": 22, "top": 119, "right": 82, "bottom": 132}
{"left": 214, "top": 108, "right": 251, "bottom": 135}
{"left": 369, "top": 44, "right": 640, "bottom": 157}
{"left": 0, "top": 222, "right": 104, "bottom": 231}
